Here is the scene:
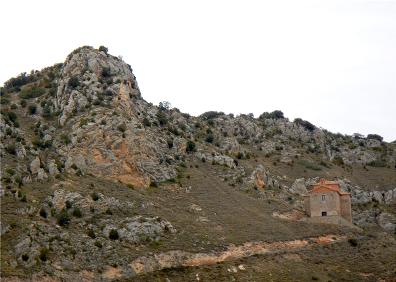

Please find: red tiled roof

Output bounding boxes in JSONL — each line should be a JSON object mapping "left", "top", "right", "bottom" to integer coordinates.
{"left": 308, "top": 179, "right": 350, "bottom": 196}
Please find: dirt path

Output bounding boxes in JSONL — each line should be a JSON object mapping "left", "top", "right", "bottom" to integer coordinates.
{"left": 102, "top": 234, "right": 346, "bottom": 279}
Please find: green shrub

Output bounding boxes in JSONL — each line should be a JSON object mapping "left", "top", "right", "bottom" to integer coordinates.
{"left": 20, "top": 87, "right": 45, "bottom": 99}
{"left": 28, "top": 104, "right": 37, "bottom": 115}
{"left": 205, "top": 134, "right": 214, "bottom": 143}
{"left": 101, "top": 67, "right": 111, "bottom": 77}
{"left": 167, "top": 138, "right": 173, "bottom": 149}
{"left": 87, "top": 229, "right": 96, "bottom": 239}
{"left": 367, "top": 159, "right": 387, "bottom": 167}
{"left": 143, "top": 117, "right": 151, "bottom": 127}
{"left": 4, "top": 72, "right": 36, "bottom": 91}
{"left": 39, "top": 248, "right": 49, "bottom": 262}
{"left": 68, "top": 76, "right": 80, "bottom": 89}
{"left": 99, "top": 46, "right": 108, "bottom": 54}
{"left": 200, "top": 111, "right": 224, "bottom": 120}
{"left": 186, "top": 140, "right": 196, "bottom": 153}
{"left": 42, "top": 105, "right": 52, "bottom": 118}
{"left": 32, "top": 136, "right": 52, "bottom": 149}
{"left": 79, "top": 118, "right": 88, "bottom": 127}
{"left": 348, "top": 238, "right": 358, "bottom": 247}
{"left": 298, "top": 159, "right": 322, "bottom": 171}
{"left": 259, "top": 110, "right": 284, "bottom": 120}
{"left": 150, "top": 181, "right": 159, "bottom": 188}
{"left": 367, "top": 134, "right": 383, "bottom": 142}
{"left": 60, "top": 134, "right": 71, "bottom": 145}
{"left": 5, "top": 144, "right": 16, "bottom": 155}
{"left": 57, "top": 209, "right": 71, "bottom": 226}
{"left": 72, "top": 207, "right": 82, "bottom": 218}
{"left": 63, "top": 201, "right": 72, "bottom": 210}
{"left": 91, "top": 192, "right": 100, "bottom": 201}
{"left": 20, "top": 100, "right": 27, "bottom": 108}
{"left": 2, "top": 111, "right": 18, "bottom": 125}
{"left": 109, "top": 229, "right": 119, "bottom": 240}
{"left": 0, "top": 97, "right": 10, "bottom": 104}
{"left": 117, "top": 123, "right": 127, "bottom": 132}
{"left": 21, "top": 254, "right": 29, "bottom": 261}
{"left": 94, "top": 241, "right": 102, "bottom": 248}
{"left": 39, "top": 207, "right": 48, "bottom": 218}
{"left": 332, "top": 156, "right": 344, "bottom": 166}
{"left": 294, "top": 118, "right": 315, "bottom": 132}
{"left": 156, "top": 111, "right": 168, "bottom": 126}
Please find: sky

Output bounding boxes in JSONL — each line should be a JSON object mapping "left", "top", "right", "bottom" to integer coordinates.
{"left": 1, "top": 0, "right": 395, "bottom": 141}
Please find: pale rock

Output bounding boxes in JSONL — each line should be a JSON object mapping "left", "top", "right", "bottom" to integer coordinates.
{"left": 48, "top": 160, "right": 59, "bottom": 176}
{"left": 290, "top": 178, "right": 308, "bottom": 195}
{"left": 22, "top": 175, "right": 32, "bottom": 184}
{"left": 43, "top": 134, "right": 52, "bottom": 142}
{"left": 30, "top": 157, "right": 41, "bottom": 174}
{"left": 37, "top": 168, "right": 48, "bottom": 181}
{"left": 372, "top": 191, "right": 384, "bottom": 203}
{"left": 16, "top": 145, "right": 26, "bottom": 159}
{"left": 377, "top": 213, "right": 396, "bottom": 232}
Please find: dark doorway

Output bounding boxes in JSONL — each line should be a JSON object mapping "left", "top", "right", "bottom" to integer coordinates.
{"left": 322, "top": 211, "right": 327, "bottom": 216}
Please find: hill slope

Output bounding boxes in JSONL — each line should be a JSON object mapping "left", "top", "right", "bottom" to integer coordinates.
{"left": 1, "top": 46, "right": 395, "bottom": 281}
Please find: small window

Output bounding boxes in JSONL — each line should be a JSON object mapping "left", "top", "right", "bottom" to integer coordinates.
{"left": 321, "top": 195, "right": 326, "bottom": 201}
{"left": 322, "top": 211, "right": 327, "bottom": 216}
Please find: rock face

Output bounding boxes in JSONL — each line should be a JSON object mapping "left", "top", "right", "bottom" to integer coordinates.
{"left": 56, "top": 46, "right": 141, "bottom": 126}
{"left": 102, "top": 216, "right": 176, "bottom": 244}
{"left": 339, "top": 179, "right": 396, "bottom": 204}
{"left": 289, "top": 177, "right": 319, "bottom": 195}
{"left": 247, "top": 165, "right": 281, "bottom": 190}
{"left": 53, "top": 46, "right": 183, "bottom": 186}
{"left": 377, "top": 213, "right": 396, "bottom": 232}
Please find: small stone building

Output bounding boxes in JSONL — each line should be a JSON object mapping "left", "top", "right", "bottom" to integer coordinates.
{"left": 304, "top": 179, "right": 352, "bottom": 224}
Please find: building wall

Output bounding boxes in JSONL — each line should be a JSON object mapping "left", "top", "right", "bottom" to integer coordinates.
{"left": 308, "top": 191, "right": 340, "bottom": 217}
{"left": 340, "top": 195, "right": 352, "bottom": 223}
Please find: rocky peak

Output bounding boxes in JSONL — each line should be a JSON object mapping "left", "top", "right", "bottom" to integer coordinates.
{"left": 56, "top": 46, "right": 141, "bottom": 126}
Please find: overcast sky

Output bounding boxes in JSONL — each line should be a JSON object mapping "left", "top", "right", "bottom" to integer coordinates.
{"left": 1, "top": 0, "right": 395, "bottom": 141}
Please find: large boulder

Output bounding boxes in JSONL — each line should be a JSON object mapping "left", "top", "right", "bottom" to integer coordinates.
{"left": 377, "top": 213, "right": 396, "bottom": 232}
{"left": 30, "top": 157, "right": 41, "bottom": 174}
{"left": 290, "top": 178, "right": 308, "bottom": 195}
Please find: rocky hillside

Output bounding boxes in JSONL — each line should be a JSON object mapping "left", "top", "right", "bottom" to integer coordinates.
{"left": 1, "top": 46, "right": 395, "bottom": 281}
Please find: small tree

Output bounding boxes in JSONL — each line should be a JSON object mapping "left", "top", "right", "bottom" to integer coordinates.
{"left": 72, "top": 207, "right": 82, "bottom": 218}
{"left": 28, "top": 104, "right": 37, "bottom": 115}
{"left": 159, "top": 101, "right": 171, "bottom": 111}
{"left": 205, "top": 134, "right": 214, "bottom": 143}
{"left": 57, "top": 209, "right": 71, "bottom": 227}
{"left": 367, "top": 134, "right": 383, "bottom": 142}
{"left": 99, "top": 45, "right": 108, "bottom": 54}
{"left": 109, "top": 229, "right": 119, "bottom": 240}
{"left": 68, "top": 76, "right": 80, "bottom": 89}
{"left": 186, "top": 140, "right": 196, "bottom": 153}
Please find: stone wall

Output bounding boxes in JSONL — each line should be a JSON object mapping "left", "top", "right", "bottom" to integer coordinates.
{"left": 340, "top": 195, "right": 352, "bottom": 223}
{"left": 308, "top": 191, "right": 340, "bottom": 217}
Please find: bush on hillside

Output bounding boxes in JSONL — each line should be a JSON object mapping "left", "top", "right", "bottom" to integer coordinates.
{"left": 367, "top": 134, "right": 383, "bottom": 142}
{"left": 20, "top": 87, "right": 45, "bottom": 99}
{"left": 294, "top": 118, "right": 316, "bottom": 132}
{"left": 259, "top": 110, "right": 284, "bottom": 120}
{"left": 99, "top": 45, "right": 108, "bottom": 54}
{"left": 68, "top": 76, "right": 80, "bottom": 89}
{"left": 186, "top": 140, "right": 196, "bottom": 153}
{"left": 28, "top": 104, "right": 37, "bottom": 115}
{"left": 200, "top": 111, "right": 224, "bottom": 120}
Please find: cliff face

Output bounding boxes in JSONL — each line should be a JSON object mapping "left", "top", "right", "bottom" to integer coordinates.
{"left": 1, "top": 46, "right": 395, "bottom": 281}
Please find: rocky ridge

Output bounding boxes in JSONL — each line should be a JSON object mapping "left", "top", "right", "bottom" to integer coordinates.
{"left": 1, "top": 46, "right": 396, "bottom": 281}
